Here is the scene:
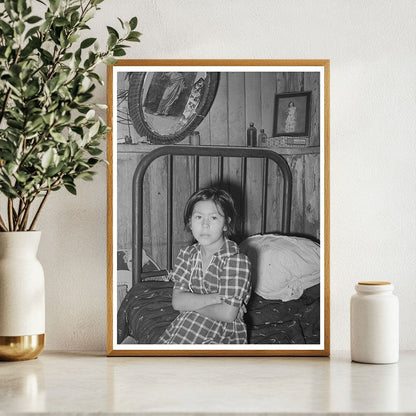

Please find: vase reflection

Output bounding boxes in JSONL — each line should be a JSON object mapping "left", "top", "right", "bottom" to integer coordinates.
{"left": 0, "top": 358, "right": 45, "bottom": 412}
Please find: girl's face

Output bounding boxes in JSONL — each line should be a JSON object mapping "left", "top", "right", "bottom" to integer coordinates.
{"left": 190, "top": 199, "right": 227, "bottom": 253}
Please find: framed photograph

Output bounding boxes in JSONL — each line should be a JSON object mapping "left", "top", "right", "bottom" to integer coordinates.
{"left": 273, "top": 92, "right": 311, "bottom": 137}
{"left": 107, "top": 60, "right": 330, "bottom": 356}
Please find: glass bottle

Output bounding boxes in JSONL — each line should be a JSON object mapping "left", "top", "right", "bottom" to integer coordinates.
{"left": 258, "top": 129, "right": 267, "bottom": 147}
{"left": 246, "top": 122, "right": 257, "bottom": 147}
{"left": 190, "top": 131, "right": 200, "bottom": 145}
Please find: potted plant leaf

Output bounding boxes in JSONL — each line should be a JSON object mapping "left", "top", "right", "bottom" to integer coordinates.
{"left": 0, "top": 0, "right": 140, "bottom": 360}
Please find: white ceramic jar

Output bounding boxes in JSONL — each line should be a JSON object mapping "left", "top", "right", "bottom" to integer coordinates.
{"left": 350, "top": 281, "right": 399, "bottom": 364}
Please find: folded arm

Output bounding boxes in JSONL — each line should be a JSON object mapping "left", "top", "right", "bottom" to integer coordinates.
{"left": 172, "top": 288, "right": 221, "bottom": 311}
{"left": 172, "top": 289, "right": 239, "bottom": 323}
{"left": 196, "top": 303, "right": 239, "bottom": 323}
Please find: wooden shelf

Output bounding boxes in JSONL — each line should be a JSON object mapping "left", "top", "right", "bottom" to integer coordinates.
{"left": 117, "top": 143, "right": 320, "bottom": 156}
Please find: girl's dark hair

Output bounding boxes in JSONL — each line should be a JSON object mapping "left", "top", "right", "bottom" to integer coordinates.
{"left": 184, "top": 187, "right": 237, "bottom": 238}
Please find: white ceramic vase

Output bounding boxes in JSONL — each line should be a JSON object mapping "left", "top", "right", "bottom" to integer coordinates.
{"left": 0, "top": 231, "right": 45, "bottom": 361}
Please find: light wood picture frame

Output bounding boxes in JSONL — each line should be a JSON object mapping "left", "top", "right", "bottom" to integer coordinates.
{"left": 107, "top": 60, "right": 330, "bottom": 356}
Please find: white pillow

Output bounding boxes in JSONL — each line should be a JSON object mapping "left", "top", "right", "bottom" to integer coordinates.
{"left": 239, "top": 234, "right": 320, "bottom": 301}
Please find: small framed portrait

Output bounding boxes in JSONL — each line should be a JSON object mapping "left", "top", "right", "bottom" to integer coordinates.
{"left": 273, "top": 92, "right": 312, "bottom": 137}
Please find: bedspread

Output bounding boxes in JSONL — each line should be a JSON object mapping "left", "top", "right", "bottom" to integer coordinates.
{"left": 246, "top": 284, "right": 320, "bottom": 344}
{"left": 117, "top": 281, "right": 178, "bottom": 344}
{"left": 117, "top": 282, "right": 320, "bottom": 345}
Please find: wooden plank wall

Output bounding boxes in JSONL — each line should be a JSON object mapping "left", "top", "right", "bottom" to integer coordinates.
{"left": 117, "top": 72, "right": 321, "bottom": 268}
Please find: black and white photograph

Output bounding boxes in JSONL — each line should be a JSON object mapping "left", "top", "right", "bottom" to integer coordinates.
{"left": 108, "top": 60, "right": 329, "bottom": 356}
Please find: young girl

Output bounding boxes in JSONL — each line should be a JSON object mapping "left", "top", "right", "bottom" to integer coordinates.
{"left": 158, "top": 187, "right": 251, "bottom": 344}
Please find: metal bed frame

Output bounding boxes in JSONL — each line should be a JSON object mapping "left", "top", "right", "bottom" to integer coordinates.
{"left": 132, "top": 145, "right": 292, "bottom": 285}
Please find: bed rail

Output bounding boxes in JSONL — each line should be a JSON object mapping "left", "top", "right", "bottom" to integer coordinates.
{"left": 132, "top": 145, "right": 292, "bottom": 285}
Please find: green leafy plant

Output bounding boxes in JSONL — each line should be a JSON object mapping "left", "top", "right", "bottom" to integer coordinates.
{"left": 0, "top": 0, "right": 140, "bottom": 231}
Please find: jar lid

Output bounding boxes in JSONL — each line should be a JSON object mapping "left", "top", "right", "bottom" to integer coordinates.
{"left": 358, "top": 281, "right": 391, "bottom": 285}
{"left": 355, "top": 281, "right": 394, "bottom": 293}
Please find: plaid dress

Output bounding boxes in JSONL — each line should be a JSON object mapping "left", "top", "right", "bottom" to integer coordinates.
{"left": 158, "top": 238, "right": 251, "bottom": 344}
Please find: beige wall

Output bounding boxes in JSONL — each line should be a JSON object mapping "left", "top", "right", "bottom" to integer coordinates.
{"left": 35, "top": 0, "right": 416, "bottom": 351}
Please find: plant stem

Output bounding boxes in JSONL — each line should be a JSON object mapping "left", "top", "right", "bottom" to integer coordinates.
{"left": 7, "top": 199, "right": 14, "bottom": 231}
{"left": 14, "top": 199, "right": 23, "bottom": 230}
{"left": 0, "top": 214, "right": 8, "bottom": 232}
{"left": 29, "top": 189, "right": 50, "bottom": 231}
{"left": 0, "top": 88, "right": 12, "bottom": 126}
{"left": 15, "top": 199, "right": 29, "bottom": 231}
{"left": 20, "top": 200, "right": 32, "bottom": 231}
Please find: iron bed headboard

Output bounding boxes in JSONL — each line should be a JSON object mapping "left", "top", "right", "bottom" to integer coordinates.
{"left": 132, "top": 145, "right": 292, "bottom": 285}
